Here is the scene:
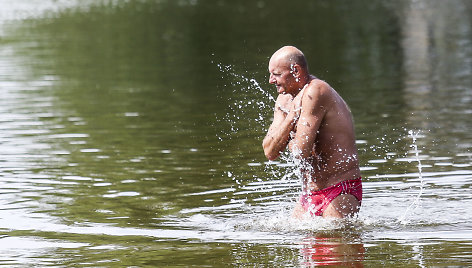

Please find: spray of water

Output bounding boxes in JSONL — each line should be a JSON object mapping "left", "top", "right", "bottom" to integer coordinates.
{"left": 398, "top": 130, "right": 425, "bottom": 224}
{"left": 215, "top": 63, "right": 275, "bottom": 139}
{"left": 216, "top": 63, "right": 304, "bottom": 183}
{"left": 215, "top": 64, "right": 305, "bottom": 208}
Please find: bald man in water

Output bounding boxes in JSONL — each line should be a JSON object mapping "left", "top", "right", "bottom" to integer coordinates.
{"left": 262, "top": 46, "right": 362, "bottom": 218}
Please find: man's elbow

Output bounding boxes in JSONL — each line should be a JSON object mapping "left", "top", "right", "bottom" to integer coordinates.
{"left": 264, "top": 151, "right": 279, "bottom": 161}
{"left": 262, "top": 142, "right": 279, "bottom": 161}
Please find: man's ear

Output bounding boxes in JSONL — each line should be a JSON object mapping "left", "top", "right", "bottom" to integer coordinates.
{"left": 293, "top": 64, "right": 301, "bottom": 77}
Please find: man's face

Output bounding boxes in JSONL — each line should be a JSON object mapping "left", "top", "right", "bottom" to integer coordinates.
{"left": 268, "top": 58, "right": 297, "bottom": 95}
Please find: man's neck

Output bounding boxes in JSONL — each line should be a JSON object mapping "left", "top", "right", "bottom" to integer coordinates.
{"left": 290, "top": 75, "right": 312, "bottom": 96}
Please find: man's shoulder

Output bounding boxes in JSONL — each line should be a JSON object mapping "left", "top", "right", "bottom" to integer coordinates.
{"left": 307, "top": 78, "right": 332, "bottom": 91}
{"left": 303, "top": 79, "right": 333, "bottom": 102}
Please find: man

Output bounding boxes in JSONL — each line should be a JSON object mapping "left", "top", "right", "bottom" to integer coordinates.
{"left": 262, "top": 46, "right": 362, "bottom": 218}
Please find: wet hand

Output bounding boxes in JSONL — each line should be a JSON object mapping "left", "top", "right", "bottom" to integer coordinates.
{"left": 275, "top": 93, "right": 293, "bottom": 114}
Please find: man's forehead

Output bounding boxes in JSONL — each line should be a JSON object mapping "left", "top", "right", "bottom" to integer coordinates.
{"left": 269, "top": 54, "right": 291, "bottom": 68}
{"left": 268, "top": 63, "right": 289, "bottom": 73}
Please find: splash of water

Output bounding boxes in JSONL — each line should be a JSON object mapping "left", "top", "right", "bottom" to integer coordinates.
{"left": 398, "top": 130, "right": 425, "bottom": 224}
{"left": 215, "top": 63, "right": 276, "bottom": 140}
{"left": 216, "top": 65, "right": 304, "bottom": 198}
{"left": 217, "top": 64, "right": 307, "bottom": 183}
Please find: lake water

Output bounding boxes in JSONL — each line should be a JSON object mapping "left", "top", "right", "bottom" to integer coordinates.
{"left": 0, "top": 0, "right": 471, "bottom": 266}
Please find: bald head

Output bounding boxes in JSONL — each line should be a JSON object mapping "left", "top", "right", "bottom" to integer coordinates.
{"left": 268, "top": 46, "right": 311, "bottom": 95}
{"left": 270, "top": 46, "right": 308, "bottom": 72}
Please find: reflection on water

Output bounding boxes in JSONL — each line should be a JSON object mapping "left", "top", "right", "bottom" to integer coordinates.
{"left": 0, "top": 0, "right": 471, "bottom": 266}
{"left": 300, "top": 235, "right": 364, "bottom": 267}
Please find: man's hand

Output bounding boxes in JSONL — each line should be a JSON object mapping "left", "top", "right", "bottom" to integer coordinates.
{"left": 263, "top": 91, "right": 304, "bottom": 161}
{"left": 275, "top": 93, "right": 293, "bottom": 115}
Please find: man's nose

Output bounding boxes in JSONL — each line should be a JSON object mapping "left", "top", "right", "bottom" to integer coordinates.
{"left": 268, "top": 74, "right": 275, "bottom": 84}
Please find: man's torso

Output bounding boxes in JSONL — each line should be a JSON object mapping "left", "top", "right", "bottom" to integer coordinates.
{"left": 300, "top": 79, "right": 360, "bottom": 191}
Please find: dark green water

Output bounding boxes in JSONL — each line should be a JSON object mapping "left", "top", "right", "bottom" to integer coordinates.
{"left": 0, "top": 0, "right": 471, "bottom": 266}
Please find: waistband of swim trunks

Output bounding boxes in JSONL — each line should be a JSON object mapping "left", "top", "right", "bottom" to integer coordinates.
{"left": 304, "top": 177, "right": 362, "bottom": 195}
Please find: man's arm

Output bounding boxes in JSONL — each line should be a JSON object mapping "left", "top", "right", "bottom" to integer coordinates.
{"left": 288, "top": 83, "right": 327, "bottom": 159}
{"left": 262, "top": 94, "right": 299, "bottom": 160}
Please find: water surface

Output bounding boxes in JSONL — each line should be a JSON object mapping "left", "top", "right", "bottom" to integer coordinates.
{"left": 0, "top": 0, "right": 471, "bottom": 266}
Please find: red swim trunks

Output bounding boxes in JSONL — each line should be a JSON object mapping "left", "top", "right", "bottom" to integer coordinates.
{"left": 299, "top": 178, "right": 362, "bottom": 216}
